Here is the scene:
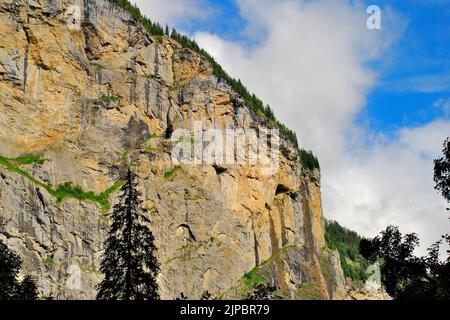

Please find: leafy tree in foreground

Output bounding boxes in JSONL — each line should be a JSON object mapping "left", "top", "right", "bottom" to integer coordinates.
{"left": 434, "top": 137, "right": 450, "bottom": 256}
{"left": 359, "top": 137, "right": 450, "bottom": 300}
{"left": 96, "top": 169, "right": 160, "bottom": 300}
{"left": 434, "top": 137, "right": 450, "bottom": 208}
{"left": 0, "top": 240, "right": 38, "bottom": 300}
{"left": 360, "top": 227, "right": 449, "bottom": 300}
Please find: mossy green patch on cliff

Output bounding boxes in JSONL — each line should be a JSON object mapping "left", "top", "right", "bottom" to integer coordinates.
{"left": 244, "top": 266, "right": 266, "bottom": 287}
{"left": 0, "top": 156, "right": 123, "bottom": 212}
{"left": 184, "top": 194, "right": 202, "bottom": 201}
{"left": 143, "top": 146, "right": 162, "bottom": 154}
{"left": 42, "top": 256, "right": 54, "bottom": 266}
{"left": 164, "top": 166, "right": 181, "bottom": 180}
{"left": 100, "top": 94, "right": 122, "bottom": 102}
{"left": 127, "top": 73, "right": 153, "bottom": 80}
{"left": 51, "top": 180, "right": 124, "bottom": 212}
{"left": 91, "top": 62, "right": 107, "bottom": 70}
{"left": 0, "top": 155, "right": 46, "bottom": 166}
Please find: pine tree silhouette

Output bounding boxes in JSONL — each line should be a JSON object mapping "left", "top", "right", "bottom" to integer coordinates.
{"left": 96, "top": 169, "right": 160, "bottom": 300}
{"left": 0, "top": 240, "right": 38, "bottom": 300}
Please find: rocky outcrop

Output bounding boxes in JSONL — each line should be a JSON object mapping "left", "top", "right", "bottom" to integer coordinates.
{"left": 0, "top": 0, "right": 347, "bottom": 299}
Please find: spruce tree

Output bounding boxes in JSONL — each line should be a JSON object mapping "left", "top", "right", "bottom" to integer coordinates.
{"left": 165, "top": 24, "right": 170, "bottom": 36}
{"left": 16, "top": 275, "right": 38, "bottom": 300}
{"left": 0, "top": 240, "right": 38, "bottom": 300}
{"left": 96, "top": 169, "right": 160, "bottom": 300}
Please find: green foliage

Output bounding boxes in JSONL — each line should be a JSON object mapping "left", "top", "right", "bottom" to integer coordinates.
{"left": 0, "top": 240, "right": 38, "bottom": 300}
{"left": 184, "top": 194, "right": 201, "bottom": 201}
{"left": 0, "top": 155, "right": 123, "bottom": 212}
{"left": 15, "top": 275, "right": 38, "bottom": 300}
{"left": 0, "top": 155, "right": 46, "bottom": 166}
{"left": 96, "top": 169, "right": 160, "bottom": 300}
{"left": 244, "top": 266, "right": 266, "bottom": 287}
{"left": 50, "top": 180, "right": 124, "bottom": 212}
{"left": 143, "top": 146, "right": 162, "bottom": 154}
{"left": 164, "top": 166, "right": 181, "bottom": 180}
{"left": 91, "top": 62, "right": 106, "bottom": 70}
{"left": 12, "top": 155, "right": 46, "bottom": 165}
{"left": 299, "top": 149, "right": 320, "bottom": 171}
{"left": 325, "top": 220, "right": 371, "bottom": 284}
{"left": 42, "top": 256, "right": 54, "bottom": 266}
{"left": 128, "top": 74, "right": 153, "bottom": 80}
{"left": 434, "top": 137, "right": 450, "bottom": 204}
{"left": 360, "top": 226, "right": 450, "bottom": 300}
{"left": 100, "top": 95, "right": 121, "bottom": 103}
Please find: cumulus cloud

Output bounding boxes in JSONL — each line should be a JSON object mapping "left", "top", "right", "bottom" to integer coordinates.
{"left": 132, "top": 0, "right": 213, "bottom": 28}
{"left": 192, "top": 0, "right": 448, "bottom": 254}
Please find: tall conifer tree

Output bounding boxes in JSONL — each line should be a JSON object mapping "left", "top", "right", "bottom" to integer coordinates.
{"left": 97, "top": 169, "right": 160, "bottom": 300}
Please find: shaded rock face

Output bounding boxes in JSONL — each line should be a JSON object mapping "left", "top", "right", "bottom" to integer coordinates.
{"left": 0, "top": 0, "right": 347, "bottom": 299}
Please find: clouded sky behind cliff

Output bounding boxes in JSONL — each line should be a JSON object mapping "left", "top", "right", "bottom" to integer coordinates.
{"left": 132, "top": 0, "right": 450, "bottom": 255}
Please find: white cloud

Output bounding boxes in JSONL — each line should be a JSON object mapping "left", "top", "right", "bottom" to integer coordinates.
{"left": 132, "top": 0, "right": 212, "bottom": 27}
{"left": 192, "top": 0, "right": 448, "bottom": 255}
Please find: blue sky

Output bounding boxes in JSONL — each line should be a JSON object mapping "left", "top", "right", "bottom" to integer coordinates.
{"left": 173, "top": 0, "right": 450, "bottom": 135}
{"left": 363, "top": 0, "right": 450, "bottom": 133}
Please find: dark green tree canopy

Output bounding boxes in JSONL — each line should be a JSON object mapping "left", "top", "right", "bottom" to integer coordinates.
{"left": 360, "top": 226, "right": 449, "bottom": 300}
{"left": 434, "top": 137, "right": 450, "bottom": 204}
{"left": 96, "top": 169, "right": 160, "bottom": 300}
{"left": 0, "top": 240, "right": 38, "bottom": 300}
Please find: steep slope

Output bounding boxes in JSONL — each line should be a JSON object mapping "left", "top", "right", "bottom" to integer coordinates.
{"left": 0, "top": 0, "right": 346, "bottom": 299}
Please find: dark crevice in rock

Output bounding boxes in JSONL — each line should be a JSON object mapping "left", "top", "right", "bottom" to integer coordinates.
{"left": 22, "top": 16, "right": 31, "bottom": 91}
{"left": 165, "top": 114, "right": 173, "bottom": 139}
{"left": 129, "top": 59, "right": 137, "bottom": 104}
{"left": 275, "top": 184, "right": 290, "bottom": 195}
{"left": 252, "top": 220, "right": 260, "bottom": 266}
{"left": 213, "top": 164, "right": 227, "bottom": 175}
{"left": 144, "top": 80, "right": 150, "bottom": 107}
{"left": 35, "top": 188, "right": 46, "bottom": 210}
{"left": 178, "top": 224, "right": 197, "bottom": 242}
{"left": 154, "top": 46, "right": 160, "bottom": 78}
{"left": 289, "top": 191, "right": 299, "bottom": 200}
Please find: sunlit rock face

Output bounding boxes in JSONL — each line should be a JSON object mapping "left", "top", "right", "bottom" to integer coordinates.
{"left": 0, "top": 0, "right": 347, "bottom": 300}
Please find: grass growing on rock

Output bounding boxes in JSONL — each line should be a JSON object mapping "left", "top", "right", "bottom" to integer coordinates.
{"left": 184, "top": 194, "right": 202, "bottom": 201}
{"left": 91, "top": 62, "right": 107, "bottom": 70}
{"left": 244, "top": 266, "right": 266, "bottom": 287}
{"left": 51, "top": 181, "right": 124, "bottom": 212}
{"left": 0, "top": 156, "right": 123, "bottom": 212}
{"left": 42, "top": 256, "right": 54, "bottom": 266}
{"left": 164, "top": 166, "right": 181, "bottom": 180}
{"left": 100, "top": 94, "right": 122, "bottom": 103}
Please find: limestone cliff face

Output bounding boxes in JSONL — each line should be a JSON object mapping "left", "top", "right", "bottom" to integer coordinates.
{"left": 0, "top": 0, "right": 347, "bottom": 300}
